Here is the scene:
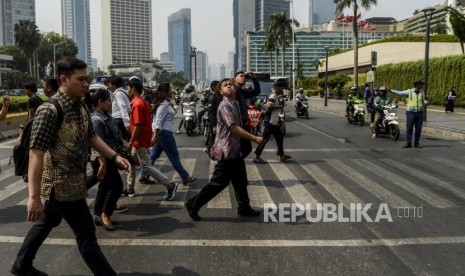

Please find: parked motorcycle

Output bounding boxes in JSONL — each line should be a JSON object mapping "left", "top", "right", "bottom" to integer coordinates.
{"left": 347, "top": 103, "right": 365, "bottom": 126}
{"left": 295, "top": 99, "right": 309, "bottom": 119}
{"left": 182, "top": 101, "right": 197, "bottom": 136}
{"left": 375, "top": 103, "right": 400, "bottom": 140}
{"left": 201, "top": 104, "right": 211, "bottom": 142}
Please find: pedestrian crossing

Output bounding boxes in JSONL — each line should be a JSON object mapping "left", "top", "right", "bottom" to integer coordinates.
{"left": 1, "top": 154, "right": 464, "bottom": 212}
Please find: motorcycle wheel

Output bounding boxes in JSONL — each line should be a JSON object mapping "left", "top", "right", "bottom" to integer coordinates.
{"left": 358, "top": 114, "right": 365, "bottom": 126}
{"left": 389, "top": 124, "right": 400, "bottom": 141}
{"left": 305, "top": 110, "right": 309, "bottom": 119}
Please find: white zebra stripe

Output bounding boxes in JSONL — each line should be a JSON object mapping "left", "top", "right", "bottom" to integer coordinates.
{"left": 207, "top": 160, "right": 232, "bottom": 209}
{"left": 246, "top": 164, "right": 275, "bottom": 209}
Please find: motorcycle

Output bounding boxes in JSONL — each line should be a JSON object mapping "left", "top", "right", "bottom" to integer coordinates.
{"left": 174, "top": 95, "right": 181, "bottom": 105}
{"left": 375, "top": 103, "right": 400, "bottom": 140}
{"left": 295, "top": 99, "right": 309, "bottom": 119}
{"left": 201, "top": 104, "right": 211, "bottom": 142}
{"left": 247, "top": 103, "right": 262, "bottom": 135}
{"left": 347, "top": 103, "right": 365, "bottom": 126}
{"left": 182, "top": 101, "right": 197, "bottom": 136}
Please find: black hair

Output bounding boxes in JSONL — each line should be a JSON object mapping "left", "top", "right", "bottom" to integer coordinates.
{"left": 210, "top": 80, "right": 219, "bottom": 90}
{"left": 219, "top": 78, "right": 233, "bottom": 87}
{"left": 109, "top": 76, "right": 123, "bottom": 88}
{"left": 56, "top": 57, "right": 87, "bottom": 79}
{"left": 127, "top": 78, "right": 143, "bottom": 93}
{"left": 24, "top": 82, "right": 37, "bottom": 93}
{"left": 84, "top": 87, "right": 111, "bottom": 109}
{"left": 45, "top": 78, "right": 59, "bottom": 92}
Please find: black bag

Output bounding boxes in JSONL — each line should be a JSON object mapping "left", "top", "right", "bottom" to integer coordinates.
{"left": 13, "top": 98, "right": 63, "bottom": 181}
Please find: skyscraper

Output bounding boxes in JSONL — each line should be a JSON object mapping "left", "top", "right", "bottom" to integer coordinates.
{"left": 194, "top": 50, "right": 207, "bottom": 83}
{"left": 61, "top": 0, "right": 91, "bottom": 65}
{"left": 101, "top": 0, "right": 152, "bottom": 69}
{"left": 309, "top": 0, "right": 337, "bottom": 28}
{"left": 0, "top": 0, "right": 35, "bottom": 46}
{"left": 168, "top": 8, "right": 191, "bottom": 77}
{"left": 233, "top": 0, "right": 290, "bottom": 71}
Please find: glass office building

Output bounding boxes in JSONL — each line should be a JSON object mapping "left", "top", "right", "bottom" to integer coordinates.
{"left": 62, "top": 0, "right": 91, "bottom": 65}
{"left": 0, "top": 0, "right": 35, "bottom": 46}
{"left": 168, "top": 8, "right": 191, "bottom": 77}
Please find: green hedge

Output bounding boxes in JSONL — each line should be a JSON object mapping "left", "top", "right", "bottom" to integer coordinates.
{"left": 0, "top": 96, "right": 47, "bottom": 112}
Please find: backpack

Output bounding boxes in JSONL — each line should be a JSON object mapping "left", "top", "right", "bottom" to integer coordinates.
{"left": 13, "top": 98, "right": 63, "bottom": 181}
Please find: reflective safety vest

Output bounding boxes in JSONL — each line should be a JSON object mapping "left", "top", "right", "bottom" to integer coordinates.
{"left": 406, "top": 89, "right": 424, "bottom": 113}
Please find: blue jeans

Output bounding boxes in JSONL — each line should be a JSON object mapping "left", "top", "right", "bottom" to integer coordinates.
{"left": 12, "top": 189, "right": 116, "bottom": 275}
{"left": 151, "top": 129, "right": 189, "bottom": 179}
{"left": 406, "top": 111, "right": 423, "bottom": 145}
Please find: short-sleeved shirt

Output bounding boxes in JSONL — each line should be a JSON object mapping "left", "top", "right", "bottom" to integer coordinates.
{"left": 90, "top": 111, "right": 122, "bottom": 161}
{"left": 130, "top": 96, "right": 152, "bottom": 148}
{"left": 30, "top": 92, "right": 95, "bottom": 202}
{"left": 211, "top": 97, "right": 242, "bottom": 160}
{"left": 28, "top": 95, "right": 43, "bottom": 111}
{"left": 267, "top": 92, "right": 280, "bottom": 125}
{"left": 153, "top": 100, "right": 175, "bottom": 132}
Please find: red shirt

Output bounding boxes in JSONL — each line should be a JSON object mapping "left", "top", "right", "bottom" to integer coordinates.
{"left": 130, "top": 96, "right": 152, "bottom": 148}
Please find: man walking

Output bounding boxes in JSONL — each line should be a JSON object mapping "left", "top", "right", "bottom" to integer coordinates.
{"left": 391, "top": 80, "right": 427, "bottom": 148}
{"left": 11, "top": 57, "right": 131, "bottom": 276}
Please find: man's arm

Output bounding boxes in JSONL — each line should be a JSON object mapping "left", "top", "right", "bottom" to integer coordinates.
{"left": 27, "top": 149, "right": 45, "bottom": 222}
{"left": 242, "top": 77, "right": 261, "bottom": 99}
{"left": 390, "top": 89, "right": 410, "bottom": 96}
{"left": 230, "top": 124, "right": 263, "bottom": 144}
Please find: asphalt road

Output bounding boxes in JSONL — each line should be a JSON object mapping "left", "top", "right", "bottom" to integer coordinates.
{"left": 0, "top": 106, "right": 464, "bottom": 276}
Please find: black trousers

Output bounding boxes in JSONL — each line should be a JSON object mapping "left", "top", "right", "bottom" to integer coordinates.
{"left": 240, "top": 125, "right": 252, "bottom": 158}
{"left": 255, "top": 121, "right": 284, "bottom": 157}
{"left": 115, "top": 118, "right": 129, "bottom": 141}
{"left": 190, "top": 157, "right": 251, "bottom": 212}
{"left": 91, "top": 159, "right": 123, "bottom": 217}
{"left": 445, "top": 100, "right": 455, "bottom": 112}
{"left": 12, "top": 189, "right": 116, "bottom": 275}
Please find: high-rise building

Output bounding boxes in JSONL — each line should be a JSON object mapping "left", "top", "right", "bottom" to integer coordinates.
{"left": 233, "top": 0, "right": 290, "bottom": 72}
{"left": 168, "top": 8, "right": 191, "bottom": 77}
{"left": 160, "top": 52, "right": 170, "bottom": 62}
{"left": 219, "top": 64, "right": 226, "bottom": 80}
{"left": 228, "top": 51, "right": 235, "bottom": 77}
{"left": 309, "top": 0, "right": 337, "bottom": 28}
{"left": 0, "top": 0, "right": 35, "bottom": 46}
{"left": 194, "top": 50, "right": 207, "bottom": 83}
{"left": 101, "top": 0, "right": 152, "bottom": 69}
{"left": 61, "top": 0, "right": 91, "bottom": 65}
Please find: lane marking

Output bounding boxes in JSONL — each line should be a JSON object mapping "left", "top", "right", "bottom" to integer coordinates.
{"left": 246, "top": 164, "right": 275, "bottom": 209}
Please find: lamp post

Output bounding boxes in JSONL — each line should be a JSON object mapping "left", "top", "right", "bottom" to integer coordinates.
{"left": 190, "top": 46, "right": 197, "bottom": 85}
{"left": 290, "top": 0, "right": 296, "bottom": 100}
{"left": 324, "top": 46, "right": 330, "bottom": 107}
{"left": 422, "top": 7, "right": 435, "bottom": 122}
{"left": 53, "top": 42, "right": 65, "bottom": 78}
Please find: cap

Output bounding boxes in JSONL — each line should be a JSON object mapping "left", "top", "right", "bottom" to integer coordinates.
{"left": 350, "top": 86, "right": 356, "bottom": 91}
{"left": 414, "top": 80, "right": 424, "bottom": 86}
{"left": 88, "top": 83, "right": 108, "bottom": 91}
{"left": 274, "top": 78, "right": 287, "bottom": 88}
{"left": 379, "top": 86, "right": 387, "bottom": 91}
{"left": 234, "top": 71, "right": 245, "bottom": 78}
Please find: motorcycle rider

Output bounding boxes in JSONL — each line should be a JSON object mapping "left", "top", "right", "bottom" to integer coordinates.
{"left": 370, "top": 86, "right": 392, "bottom": 138}
{"left": 295, "top": 88, "right": 306, "bottom": 113}
{"left": 197, "top": 88, "right": 212, "bottom": 133}
{"left": 176, "top": 84, "right": 199, "bottom": 134}
{"left": 345, "top": 87, "right": 358, "bottom": 117}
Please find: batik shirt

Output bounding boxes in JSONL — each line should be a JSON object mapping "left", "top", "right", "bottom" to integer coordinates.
{"left": 211, "top": 97, "right": 242, "bottom": 161}
{"left": 30, "top": 92, "right": 95, "bottom": 201}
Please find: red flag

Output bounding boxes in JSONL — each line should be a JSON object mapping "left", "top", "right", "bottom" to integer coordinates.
{"left": 358, "top": 20, "right": 367, "bottom": 27}
{"left": 357, "top": 12, "right": 361, "bottom": 19}
{"left": 346, "top": 16, "right": 353, "bottom": 23}
{"left": 371, "top": 24, "right": 376, "bottom": 31}
{"left": 336, "top": 13, "right": 345, "bottom": 22}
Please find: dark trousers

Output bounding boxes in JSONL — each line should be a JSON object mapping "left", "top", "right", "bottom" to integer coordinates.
{"left": 240, "top": 125, "right": 252, "bottom": 158}
{"left": 12, "top": 190, "right": 116, "bottom": 276}
{"left": 190, "top": 157, "right": 251, "bottom": 212}
{"left": 115, "top": 118, "right": 129, "bottom": 141}
{"left": 445, "top": 100, "right": 455, "bottom": 112}
{"left": 197, "top": 109, "right": 207, "bottom": 130}
{"left": 406, "top": 111, "right": 423, "bottom": 146}
{"left": 255, "top": 121, "right": 284, "bottom": 157}
{"left": 91, "top": 159, "right": 123, "bottom": 217}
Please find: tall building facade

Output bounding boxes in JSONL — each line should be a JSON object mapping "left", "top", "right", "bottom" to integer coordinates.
{"left": 309, "top": 0, "right": 337, "bottom": 28}
{"left": 160, "top": 52, "right": 170, "bottom": 62}
{"left": 168, "top": 8, "right": 191, "bottom": 77}
{"left": 0, "top": 0, "right": 35, "bottom": 46}
{"left": 61, "top": 0, "right": 91, "bottom": 65}
{"left": 101, "top": 0, "right": 152, "bottom": 69}
{"left": 194, "top": 50, "right": 207, "bottom": 83}
{"left": 233, "top": 0, "right": 290, "bottom": 72}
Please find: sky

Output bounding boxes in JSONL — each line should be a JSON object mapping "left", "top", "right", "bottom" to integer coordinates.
{"left": 35, "top": 0, "right": 445, "bottom": 67}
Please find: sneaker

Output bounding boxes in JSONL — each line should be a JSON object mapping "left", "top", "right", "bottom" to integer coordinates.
{"left": 164, "top": 182, "right": 178, "bottom": 201}
{"left": 10, "top": 266, "right": 48, "bottom": 276}
{"left": 371, "top": 133, "right": 377, "bottom": 138}
{"left": 114, "top": 205, "right": 128, "bottom": 213}
{"left": 414, "top": 143, "right": 423, "bottom": 148}
{"left": 176, "top": 130, "right": 180, "bottom": 134}
{"left": 252, "top": 157, "right": 267, "bottom": 164}
{"left": 139, "top": 177, "right": 155, "bottom": 184}
{"left": 121, "top": 189, "right": 135, "bottom": 197}
{"left": 182, "top": 176, "right": 197, "bottom": 185}
{"left": 280, "top": 155, "right": 292, "bottom": 162}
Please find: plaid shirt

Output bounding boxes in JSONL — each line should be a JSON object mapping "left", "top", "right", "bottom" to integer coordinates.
{"left": 30, "top": 92, "right": 95, "bottom": 201}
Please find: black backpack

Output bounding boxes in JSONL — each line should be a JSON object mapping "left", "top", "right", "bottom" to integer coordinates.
{"left": 13, "top": 98, "right": 63, "bottom": 181}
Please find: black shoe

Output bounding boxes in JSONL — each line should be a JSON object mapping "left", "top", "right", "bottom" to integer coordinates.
{"left": 414, "top": 144, "right": 423, "bottom": 148}
{"left": 238, "top": 208, "right": 261, "bottom": 217}
{"left": 185, "top": 199, "right": 201, "bottom": 221}
{"left": 11, "top": 266, "right": 48, "bottom": 276}
{"left": 164, "top": 182, "right": 178, "bottom": 201}
{"left": 402, "top": 144, "right": 412, "bottom": 148}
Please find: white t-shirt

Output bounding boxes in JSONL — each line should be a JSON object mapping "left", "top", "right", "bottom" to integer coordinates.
{"left": 267, "top": 93, "right": 280, "bottom": 125}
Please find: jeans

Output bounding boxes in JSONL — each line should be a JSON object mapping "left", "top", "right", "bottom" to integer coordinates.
{"left": 406, "top": 111, "right": 423, "bottom": 145}
{"left": 255, "top": 121, "right": 284, "bottom": 157}
{"left": 91, "top": 158, "right": 123, "bottom": 216}
{"left": 149, "top": 129, "right": 189, "bottom": 179}
{"left": 190, "top": 157, "right": 251, "bottom": 212}
{"left": 127, "top": 147, "right": 171, "bottom": 189}
{"left": 12, "top": 189, "right": 116, "bottom": 275}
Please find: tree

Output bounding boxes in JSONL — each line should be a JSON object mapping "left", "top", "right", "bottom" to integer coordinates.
{"left": 431, "top": 22, "right": 448, "bottom": 34}
{"left": 263, "top": 26, "right": 279, "bottom": 76}
{"left": 14, "top": 20, "right": 40, "bottom": 77}
{"left": 448, "top": 6, "right": 465, "bottom": 53}
{"left": 333, "top": 0, "right": 377, "bottom": 89}
{"left": 37, "top": 32, "right": 78, "bottom": 78}
{"left": 268, "top": 12, "right": 299, "bottom": 76}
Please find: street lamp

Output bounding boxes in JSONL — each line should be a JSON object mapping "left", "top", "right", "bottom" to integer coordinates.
{"left": 53, "top": 42, "right": 65, "bottom": 78}
{"left": 288, "top": 0, "right": 296, "bottom": 100}
{"left": 190, "top": 46, "right": 197, "bottom": 85}
{"left": 324, "top": 46, "right": 330, "bottom": 107}
{"left": 422, "top": 7, "right": 435, "bottom": 122}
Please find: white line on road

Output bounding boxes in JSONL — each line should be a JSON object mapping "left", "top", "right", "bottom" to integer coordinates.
{"left": 246, "top": 164, "right": 275, "bottom": 209}
{"left": 1, "top": 235, "right": 465, "bottom": 247}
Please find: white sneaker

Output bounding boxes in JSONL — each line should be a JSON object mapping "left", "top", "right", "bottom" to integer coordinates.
{"left": 371, "top": 134, "right": 377, "bottom": 138}
{"left": 176, "top": 130, "right": 180, "bottom": 134}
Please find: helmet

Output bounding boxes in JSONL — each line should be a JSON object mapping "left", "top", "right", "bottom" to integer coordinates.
{"left": 184, "top": 84, "right": 195, "bottom": 93}
{"left": 378, "top": 86, "right": 387, "bottom": 96}
{"left": 349, "top": 86, "right": 356, "bottom": 94}
{"left": 298, "top": 88, "right": 304, "bottom": 93}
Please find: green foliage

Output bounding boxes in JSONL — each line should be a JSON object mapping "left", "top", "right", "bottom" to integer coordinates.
{"left": 37, "top": 32, "right": 78, "bottom": 78}
{"left": 317, "top": 74, "right": 351, "bottom": 98}
{"left": 448, "top": 6, "right": 465, "bottom": 53}
{"left": 375, "top": 55, "right": 465, "bottom": 106}
{"left": 154, "top": 71, "right": 188, "bottom": 90}
{"left": 0, "top": 96, "right": 29, "bottom": 112}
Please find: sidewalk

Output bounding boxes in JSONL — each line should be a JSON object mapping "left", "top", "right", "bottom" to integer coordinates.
{"left": 305, "top": 96, "right": 465, "bottom": 141}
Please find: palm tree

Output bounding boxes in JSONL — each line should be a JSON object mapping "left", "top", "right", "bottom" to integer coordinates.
{"left": 448, "top": 6, "right": 465, "bottom": 54}
{"left": 263, "top": 26, "right": 279, "bottom": 76}
{"left": 14, "top": 20, "right": 40, "bottom": 76}
{"left": 268, "top": 12, "right": 299, "bottom": 76}
{"left": 333, "top": 0, "right": 377, "bottom": 89}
